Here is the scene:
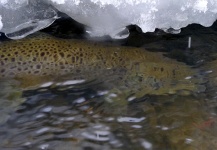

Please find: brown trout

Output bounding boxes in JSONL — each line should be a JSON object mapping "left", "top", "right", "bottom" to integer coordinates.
{"left": 0, "top": 33, "right": 202, "bottom": 96}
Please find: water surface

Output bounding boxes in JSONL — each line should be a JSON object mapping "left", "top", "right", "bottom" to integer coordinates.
{"left": 1, "top": 21, "right": 217, "bottom": 150}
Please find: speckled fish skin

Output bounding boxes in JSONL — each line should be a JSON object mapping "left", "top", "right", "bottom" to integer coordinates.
{"left": 0, "top": 33, "right": 200, "bottom": 95}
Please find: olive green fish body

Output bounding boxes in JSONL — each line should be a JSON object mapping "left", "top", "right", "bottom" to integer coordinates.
{"left": 0, "top": 33, "right": 200, "bottom": 95}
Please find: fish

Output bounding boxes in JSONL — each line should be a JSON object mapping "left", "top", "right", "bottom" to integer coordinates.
{"left": 0, "top": 32, "right": 203, "bottom": 96}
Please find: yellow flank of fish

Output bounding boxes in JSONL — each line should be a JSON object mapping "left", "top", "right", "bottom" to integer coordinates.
{"left": 0, "top": 33, "right": 201, "bottom": 95}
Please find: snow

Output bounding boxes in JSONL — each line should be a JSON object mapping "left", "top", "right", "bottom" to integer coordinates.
{"left": 0, "top": 0, "right": 217, "bottom": 39}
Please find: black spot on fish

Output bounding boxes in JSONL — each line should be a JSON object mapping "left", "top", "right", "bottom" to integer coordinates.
{"left": 40, "top": 52, "right": 45, "bottom": 57}
{"left": 60, "top": 52, "right": 64, "bottom": 57}
{"left": 172, "top": 70, "right": 176, "bottom": 76}
{"left": 161, "top": 68, "right": 164, "bottom": 72}
{"left": 1, "top": 69, "right": 5, "bottom": 73}
{"left": 36, "top": 65, "right": 41, "bottom": 69}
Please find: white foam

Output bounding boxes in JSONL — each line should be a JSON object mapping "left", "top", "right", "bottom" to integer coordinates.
{"left": 41, "top": 106, "right": 53, "bottom": 113}
{"left": 74, "top": 97, "right": 86, "bottom": 103}
{"left": 36, "top": 127, "right": 50, "bottom": 134}
{"left": 62, "top": 79, "right": 85, "bottom": 85}
{"left": 40, "top": 82, "right": 53, "bottom": 87}
{"left": 117, "top": 117, "right": 145, "bottom": 123}
{"left": 140, "top": 139, "right": 152, "bottom": 149}
{"left": 82, "top": 131, "right": 110, "bottom": 141}
{"left": 131, "top": 125, "right": 142, "bottom": 128}
{"left": 185, "top": 138, "right": 194, "bottom": 144}
{"left": 39, "top": 144, "right": 49, "bottom": 150}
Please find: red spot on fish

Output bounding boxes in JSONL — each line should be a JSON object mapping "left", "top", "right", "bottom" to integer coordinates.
{"left": 193, "top": 117, "right": 215, "bottom": 130}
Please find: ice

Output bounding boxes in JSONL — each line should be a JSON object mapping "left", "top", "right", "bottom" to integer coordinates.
{"left": 50, "top": 0, "right": 66, "bottom": 5}
{"left": 0, "top": 0, "right": 57, "bottom": 39}
{"left": 0, "top": 0, "right": 217, "bottom": 39}
{"left": 0, "top": 15, "right": 3, "bottom": 31}
{"left": 0, "top": 0, "right": 28, "bottom": 9}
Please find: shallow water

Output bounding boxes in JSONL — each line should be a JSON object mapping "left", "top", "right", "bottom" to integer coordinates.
{"left": 1, "top": 20, "right": 217, "bottom": 150}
